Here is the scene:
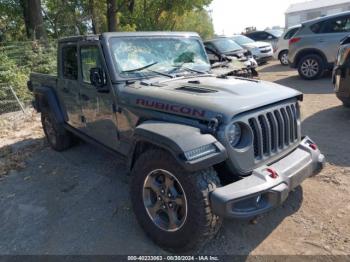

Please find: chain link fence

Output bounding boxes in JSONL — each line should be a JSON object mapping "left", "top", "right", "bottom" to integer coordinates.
{"left": 0, "top": 84, "right": 25, "bottom": 114}
{"left": 0, "top": 40, "right": 56, "bottom": 131}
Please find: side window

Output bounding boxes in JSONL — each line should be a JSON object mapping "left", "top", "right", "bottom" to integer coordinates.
{"left": 62, "top": 46, "right": 78, "bottom": 80}
{"left": 247, "top": 33, "right": 258, "bottom": 40}
{"left": 310, "top": 22, "right": 323, "bottom": 33}
{"left": 284, "top": 27, "right": 300, "bottom": 40}
{"left": 252, "top": 32, "right": 269, "bottom": 41}
{"left": 80, "top": 45, "right": 102, "bottom": 84}
{"left": 321, "top": 16, "right": 350, "bottom": 33}
{"left": 205, "top": 42, "right": 216, "bottom": 52}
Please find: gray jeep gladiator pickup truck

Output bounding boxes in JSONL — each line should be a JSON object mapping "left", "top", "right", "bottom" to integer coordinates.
{"left": 28, "top": 32, "right": 325, "bottom": 251}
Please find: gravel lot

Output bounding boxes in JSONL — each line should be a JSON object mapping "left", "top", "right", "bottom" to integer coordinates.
{"left": 0, "top": 60, "right": 349, "bottom": 255}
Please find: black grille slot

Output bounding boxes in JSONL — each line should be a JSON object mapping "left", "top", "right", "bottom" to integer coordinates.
{"left": 267, "top": 113, "right": 277, "bottom": 152}
{"left": 248, "top": 103, "right": 300, "bottom": 161}
{"left": 249, "top": 118, "right": 260, "bottom": 158}
{"left": 258, "top": 115, "right": 268, "bottom": 155}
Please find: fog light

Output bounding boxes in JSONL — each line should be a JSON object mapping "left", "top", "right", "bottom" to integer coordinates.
{"left": 184, "top": 144, "right": 217, "bottom": 161}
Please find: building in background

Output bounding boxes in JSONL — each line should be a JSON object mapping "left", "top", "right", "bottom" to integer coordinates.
{"left": 285, "top": 0, "right": 350, "bottom": 28}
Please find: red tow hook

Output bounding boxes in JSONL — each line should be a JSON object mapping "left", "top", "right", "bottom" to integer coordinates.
{"left": 266, "top": 168, "right": 279, "bottom": 179}
{"left": 309, "top": 143, "right": 317, "bottom": 150}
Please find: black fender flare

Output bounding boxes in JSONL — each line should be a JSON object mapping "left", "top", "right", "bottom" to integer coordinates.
{"left": 34, "top": 86, "right": 66, "bottom": 124}
{"left": 128, "top": 121, "right": 228, "bottom": 172}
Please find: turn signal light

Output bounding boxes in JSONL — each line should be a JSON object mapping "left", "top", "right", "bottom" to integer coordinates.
{"left": 289, "top": 37, "right": 301, "bottom": 45}
{"left": 267, "top": 168, "right": 279, "bottom": 179}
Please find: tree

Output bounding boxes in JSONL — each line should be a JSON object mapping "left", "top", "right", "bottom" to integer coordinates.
{"left": 20, "top": 0, "right": 46, "bottom": 40}
{"left": 106, "top": 0, "right": 117, "bottom": 31}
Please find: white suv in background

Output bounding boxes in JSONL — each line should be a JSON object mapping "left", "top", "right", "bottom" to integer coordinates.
{"left": 231, "top": 35, "right": 273, "bottom": 64}
{"left": 274, "top": 25, "right": 301, "bottom": 65}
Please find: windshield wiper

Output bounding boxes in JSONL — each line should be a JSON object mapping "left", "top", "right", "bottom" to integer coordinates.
{"left": 169, "top": 63, "right": 207, "bottom": 75}
{"left": 121, "top": 61, "right": 173, "bottom": 79}
{"left": 121, "top": 62, "right": 158, "bottom": 73}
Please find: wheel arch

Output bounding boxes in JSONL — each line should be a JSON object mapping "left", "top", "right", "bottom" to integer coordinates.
{"left": 294, "top": 48, "right": 327, "bottom": 67}
{"left": 278, "top": 49, "right": 288, "bottom": 59}
{"left": 127, "top": 121, "right": 227, "bottom": 173}
{"left": 34, "top": 86, "right": 66, "bottom": 124}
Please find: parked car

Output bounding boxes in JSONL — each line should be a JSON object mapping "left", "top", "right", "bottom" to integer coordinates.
{"left": 204, "top": 38, "right": 258, "bottom": 77}
{"left": 245, "top": 29, "right": 284, "bottom": 50}
{"left": 274, "top": 25, "right": 301, "bottom": 65}
{"left": 204, "top": 38, "right": 252, "bottom": 62}
{"left": 289, "top": 11, "right": 350, "bottom": 80}
{"left": 333, "top": 35, "right": 350, "bottom": 107}
{"left": 231, "top": 35, "right": 273, "bottom": 64}
{"left": 28, "top": 32, "right": 324, "bottom": 252}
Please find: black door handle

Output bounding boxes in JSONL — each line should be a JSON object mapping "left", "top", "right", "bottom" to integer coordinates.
{"left": 62, "top": 87, "right": 69, "bottom": 93}
{"left": 80, "top": 94, "right": 90, "bottom": 101}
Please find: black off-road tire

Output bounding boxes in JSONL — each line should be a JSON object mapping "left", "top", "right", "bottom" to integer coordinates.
{"left": 41, "top": 111, "right": 74, "bottom": 151}
{"left": 297, "top": 54, "right": 325, "bottom": 80}
{"left": 130, "top": 149, "right": 222, "bottom": 252}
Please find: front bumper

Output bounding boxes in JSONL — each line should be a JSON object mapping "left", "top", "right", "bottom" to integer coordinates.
{"left": 210, "top": 137, "right": 325, "bottom": 218}
{"left": 255, "top": 54, "right": 273, "bottom": 64}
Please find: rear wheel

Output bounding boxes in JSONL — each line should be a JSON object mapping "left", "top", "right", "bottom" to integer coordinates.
{"left": 279, "top": 50, "right": 289, "bottom": 66}
{"left": 130, "top": 149, "right": 222, "bottom": 252}
{"left": 41, "top": 112, "right": 74, "bottom": 151}
{"left": 298, "top": 54, "right": 324, "bottom": 80}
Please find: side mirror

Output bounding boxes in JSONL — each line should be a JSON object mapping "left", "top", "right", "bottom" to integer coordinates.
{"left": 90, "top": 67, "right": 108, "bottom": 91}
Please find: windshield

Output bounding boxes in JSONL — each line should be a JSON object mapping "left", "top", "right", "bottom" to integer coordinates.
{"left": 266, "top": 29, "right": 284, "bottom": 37}
{"left": 109, "top": 36, "right": 210, "bottom": 78}
{"left": 211, "top": 38, "right": 243, "bottom": 53}
{"left": 231, "top": 35, "right": 255, "bottom": 45}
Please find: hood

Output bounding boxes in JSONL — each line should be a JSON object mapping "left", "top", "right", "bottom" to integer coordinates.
{"left": 120, "top": 75, "right": 301, "bottom": 124}
{"left": 241, "top": 41, "right": 271, "bottom": 49}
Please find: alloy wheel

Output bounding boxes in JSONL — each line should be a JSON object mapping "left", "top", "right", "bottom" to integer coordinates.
{"left": 280, "top": 53, "right": 289, "bottom": 65}
{"left": 300, "top": 58, "right": 319, "bottom": 78}
{"left": 142, "top": 169, "right": 187, "bottom": 232}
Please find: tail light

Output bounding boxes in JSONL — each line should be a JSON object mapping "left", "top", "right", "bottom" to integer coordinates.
{"left": 289, "top": 37, "right": 301, "bottom": 45}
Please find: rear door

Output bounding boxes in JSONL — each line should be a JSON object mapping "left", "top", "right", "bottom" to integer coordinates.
{"left": 78, "top": 42, "right": 119, "bottom": 149}
{"left": 316, "top": 15, "right": 350, "bottom": 63}
{"left": 57, "top": 43, "right": 83, "bottom": 128}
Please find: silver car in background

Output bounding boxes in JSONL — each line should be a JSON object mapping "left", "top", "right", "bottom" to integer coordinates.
{"left": 273, "top": 25, "right": 301, "bottom": 65}
{"left": 231, "top": 35, "right": 273, "bottom": 65}
{"left": 288, "top": 11, "right": 350, "bottom": 80}
{"left": 245, "top": 29, "right": 284, "bottom": 51}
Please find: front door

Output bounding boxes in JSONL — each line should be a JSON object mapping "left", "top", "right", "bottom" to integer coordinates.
{"left": 57, "top": 44, "right": 83, "bottom": 128}
{"left": 78, "top": 43, "right": 119, "bottom": 150}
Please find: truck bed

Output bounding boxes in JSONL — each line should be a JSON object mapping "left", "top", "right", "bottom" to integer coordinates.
{"left": 30, "top": 73, "right": 57, "bottom": 91}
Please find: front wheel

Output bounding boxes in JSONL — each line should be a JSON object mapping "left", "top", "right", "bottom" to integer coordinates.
{"left": 298, "top": 54, "right": 324, "bottom": 80}
{"left": 130, "top": 149, "right": 222, "bottom": 252}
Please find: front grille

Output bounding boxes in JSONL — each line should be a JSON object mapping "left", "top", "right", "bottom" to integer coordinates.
{"left": 260, "top": 48, "right": 271, "bottom": 53}
{"left": 248, "top": 103, "right": 299, "bottom": 161}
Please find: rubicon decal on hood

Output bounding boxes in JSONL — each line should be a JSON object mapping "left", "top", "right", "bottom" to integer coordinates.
{"left": 136, "top": 98, "right": 206, "bottom": 118}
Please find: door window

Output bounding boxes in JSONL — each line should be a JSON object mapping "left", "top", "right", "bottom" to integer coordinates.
{"left": 80, "top": 45, "right": 103, "bottom": 84}
{"left": 320, "top": 16, "right": 350, "bottom": 33}
{"left": 284, "top": 27, "right": 300, "bottom": 39}
{"left": 252, "top": 32, "right": 269, "bottom": 41}
{"left": 62, "top": 46, "right": 78, "bottom": 80}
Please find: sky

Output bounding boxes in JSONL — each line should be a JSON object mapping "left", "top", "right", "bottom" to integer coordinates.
{"left": 209, "top": 0, "right": 306, "bottom": 35}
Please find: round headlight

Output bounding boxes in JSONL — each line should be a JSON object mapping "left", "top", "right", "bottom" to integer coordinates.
{"left": 227, "top": 123, "right": 241, "bottom": 147}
